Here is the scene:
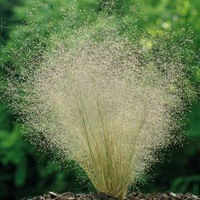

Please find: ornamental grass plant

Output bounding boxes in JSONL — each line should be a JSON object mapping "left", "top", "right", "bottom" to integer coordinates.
{"left": 0, "top": 9, "right": 196, "bottom": 200}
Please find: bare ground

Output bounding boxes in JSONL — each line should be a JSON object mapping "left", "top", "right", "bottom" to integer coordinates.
{"left": 22, "top": 191, "right": 200, "bottom": 200}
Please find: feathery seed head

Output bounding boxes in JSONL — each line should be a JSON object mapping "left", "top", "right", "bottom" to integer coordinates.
{"left": 1, "top": 13, "right": 195, "bottom": 200}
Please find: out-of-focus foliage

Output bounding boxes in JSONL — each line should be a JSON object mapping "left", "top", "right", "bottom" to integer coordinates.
{"left": 0, "top": 0, "right": 22, "bottom": 46}
{"left": 0, "top": 0, "right": 199, "bottom": 199}
{"left": 0, "top": 106, "right": 83, "bottom": 199}
{"left": 171, "top": 175, "right": 200, "bottom": 195}
{"left": 137, "top": 0, "right": 200, "bottom": 46}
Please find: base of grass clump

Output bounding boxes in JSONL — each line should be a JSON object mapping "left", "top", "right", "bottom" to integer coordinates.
{"left": 22, "top": 191, "right": 200, "bottom": 200}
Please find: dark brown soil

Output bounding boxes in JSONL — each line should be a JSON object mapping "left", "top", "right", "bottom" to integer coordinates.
{"left": 22, "top": 191, "right": 200, "bottom": 200}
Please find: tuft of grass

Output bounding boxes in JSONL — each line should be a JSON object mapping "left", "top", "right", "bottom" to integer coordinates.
{"left": 1, "top": 16, "right": 196, "bottom": 200}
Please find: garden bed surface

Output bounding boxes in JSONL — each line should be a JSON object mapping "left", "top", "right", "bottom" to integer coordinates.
{"left": 22, "top": 191, "right": 200, "bottom": 200}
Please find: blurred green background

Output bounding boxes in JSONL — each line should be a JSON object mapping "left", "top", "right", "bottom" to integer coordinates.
{"left": 0, "top": 0, "right": 199, "bottom": 199}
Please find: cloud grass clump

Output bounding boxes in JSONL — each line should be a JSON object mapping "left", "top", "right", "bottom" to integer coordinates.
{"left": 2, "top": 18, "right": 194, "bottom": 200}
